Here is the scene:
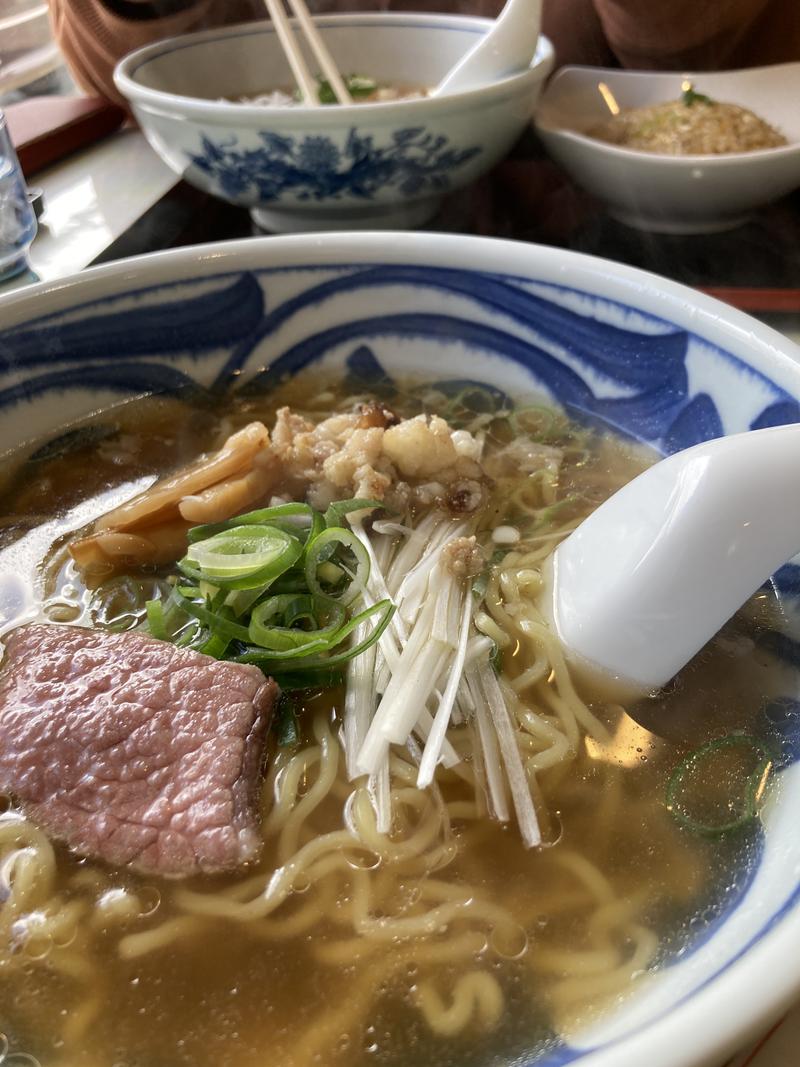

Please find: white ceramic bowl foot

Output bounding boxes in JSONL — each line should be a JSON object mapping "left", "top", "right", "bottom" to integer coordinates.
{"left": 250, "top": 196, "right": 442, "bottom": 233}
{"left": 609, "top": 209, "right": 752, "bottom": 235}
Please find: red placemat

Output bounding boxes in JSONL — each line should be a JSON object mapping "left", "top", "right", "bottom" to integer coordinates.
{"left": 5, "top": 96, "right": 126, "bottom": 177}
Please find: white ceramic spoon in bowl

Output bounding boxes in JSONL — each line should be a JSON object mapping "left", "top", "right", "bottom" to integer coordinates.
{"left": 543, "top": 423, "right": 800, "bottom": 699}
{"left": 431, "top": 0, "right": 542, "bottom": 96}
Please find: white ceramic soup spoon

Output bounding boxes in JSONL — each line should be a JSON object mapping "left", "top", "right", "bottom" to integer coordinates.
{"left": 431, "top": 0, "right": 542, "bottom": 96}
{"left": 542, "top": 423, "right": 800, "bottom": 699}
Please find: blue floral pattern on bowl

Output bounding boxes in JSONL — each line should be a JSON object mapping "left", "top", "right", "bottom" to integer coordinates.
{"left": 189, "top": 127, "right": 482, "bottom": 202}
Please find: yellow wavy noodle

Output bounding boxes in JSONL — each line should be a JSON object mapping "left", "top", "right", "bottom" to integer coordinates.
{"left": 0, "top": 549, "right": 657, "bottom": 1066}
{"left": 0, "top": 406, "right": 669, "bottom": 1066}
{"left": 415, "top": 972, "right": 505, "bottom": 1037}
{"left": 0, "top": 702, "right": 650, "bottom": 1064}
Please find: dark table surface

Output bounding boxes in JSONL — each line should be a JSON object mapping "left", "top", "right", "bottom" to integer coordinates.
{"left": 89, "top": 128, "right": 800, "bottom": 333}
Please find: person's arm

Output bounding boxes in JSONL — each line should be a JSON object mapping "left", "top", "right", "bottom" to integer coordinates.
{"left": 48, "top": 0, "right": 249, "bottom": 106}
{"left": 592, "top": 0, "right": 773, "bottom": 69}
{"left": 541, "top": 0, "right": 614, "bottom": 70}
{"left": 542, "top": 0, "right": 799, "bottom": 71}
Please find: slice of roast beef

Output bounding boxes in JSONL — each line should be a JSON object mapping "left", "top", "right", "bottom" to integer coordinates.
{"left": 0, "top": 624, "right": 278, "bottom": 878}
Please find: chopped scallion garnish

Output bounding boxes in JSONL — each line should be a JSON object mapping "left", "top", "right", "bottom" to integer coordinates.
{"left": 681, "top": 83, "right": 714, "bottom": 108}
{"left": 144, "top": 500, "right": 393, "bottom": 690}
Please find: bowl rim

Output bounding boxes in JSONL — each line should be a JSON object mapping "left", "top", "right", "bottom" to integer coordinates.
{"left": 2, "top": 231, "right": 798, "bottom": 386}
{"left": 534, "top": 61, "right": 800, "bottom": 165}
{"left": 2, "top": 230, "right": 800, "bottom": 1067}
{"left": 114, "top": 14, "right": 555, "bottom": 122}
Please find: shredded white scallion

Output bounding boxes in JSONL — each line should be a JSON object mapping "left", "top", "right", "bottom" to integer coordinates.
{"left": 417, "top": 592, "right": 474, "bottom": 788}
{"left": 466, "top": 667, "right": 510, "bottom": 823}
{"left": 477, "top": 661, "right": 542, "bottom": 848}
{"left": 343, "top": 617, "right": 377, "bottom": 781}
{"left": 341, "top": 508, "right": 541, "bottom": 848}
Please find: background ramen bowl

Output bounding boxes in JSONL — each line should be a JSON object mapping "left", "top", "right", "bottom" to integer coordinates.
{"left": 114, "top": 15, "right": 554, "bottom": 233}
{"left": 533, "top": 62, "right": 800, "bottom": 234}
{"left": 3, "top": 232, "right": 800, "bottom": 1066}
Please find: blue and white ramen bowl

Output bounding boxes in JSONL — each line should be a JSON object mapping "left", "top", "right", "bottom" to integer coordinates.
{"left": 114, "top": 15, "right": 554, "bottom": 233}
{"left": 1, "top": 232, "right": 800, "bottom": 1067}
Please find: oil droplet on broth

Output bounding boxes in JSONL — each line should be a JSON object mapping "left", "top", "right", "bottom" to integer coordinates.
{"left": 344, "top": 848, "right": 381, "bottom": 872}
{"left": 51, "top": 923, "right": 78, "bottom": 949}
{"left": 22, "top": 933, "right": 52, "bottom": 961}
{"left": 43, "top": 602, "right": 81, "bottom": 624}
{"left": 7, "top": 1054, "right": 42, "bottom": 1067}
{"left": 490, "top": 923, "right": 529, "bottom": 960}
{"left": 137, "top": 886, "right": 161, "bottom": 918}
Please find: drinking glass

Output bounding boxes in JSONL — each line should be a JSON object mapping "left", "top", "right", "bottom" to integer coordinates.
{"left": 0, "top": 109, "right": 36, "bottom": 281}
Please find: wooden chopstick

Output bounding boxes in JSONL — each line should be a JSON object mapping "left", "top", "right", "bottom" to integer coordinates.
{"left": 263, "top": 0, "right": 320, "bottom": 104}
{"left": 263, "top": 0, "right": 353, "bottom": 106}
{"left": 287, "top": 0, "right": 353, "bottom": 104}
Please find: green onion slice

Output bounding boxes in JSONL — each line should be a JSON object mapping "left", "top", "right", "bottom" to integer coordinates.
{"left": 194, "top": 631, "right": 231, "bottom": 659}
{"left": 441, "top": 385, "right": 506, "bottom": 426}
{"left": 248, "top": 594, "right": 346, "bottom": 652}
{"left": 187, "top": 503, "right": 323, "bottom": 545}
{"left": 145, "top": 598, "right": 168, "bottom": 641}
{"left": 305, "top": 527, "right": 370, "bottom": 605}
{"left": 681, "top": 84, "right": 714, "bottom": 107}
{"left": 323, "top": 498, "right": 383, "bottom": 529}
{"left": 472, "top": 548, "right": 507, "bottom": 603}
{"left": 224, "top": 587, "right": 265, "bottom": 617}
{"left": 93, "top": 575, "right": 172, "bottom": 632}
{"left": 145, "top": 499, "right": 397, "bottom": 689}
{"left": 235, "top": 597, "right": 394, "bottom": 669}
{"left": 275, "top": 667, "right": 346, "bottom": 691}
{"left": 173, "top": 587, "right": 252, "bottom": 643}
{"left": 143, "top": 587, "right": 192, "bottom": 642}
{"left": 275, "top": 695, "right": 300, "bottom": 747}
{"left": 184, "top": 524, "right": 303, "bottom": 589}
{"left": 666, "top": 734, "right": 774, "bottom": 836}
{"left": 314, "top": 73, "right": 377, "bottom": 105}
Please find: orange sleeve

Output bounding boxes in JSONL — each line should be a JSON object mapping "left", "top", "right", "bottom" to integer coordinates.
{"left": 541, "top": 0, "right": 614, "bottom": 69}
{"left": 48, "top": 0, "right": 800, "bottom": 108}
{"left": 541, "top": 0, "right": 800, "bottom": 71}
{"left": 47, "top": 0, "right": 259, "bottom": 106}
{"left": 591, "top": 0, "right": 789, "bottom": 70}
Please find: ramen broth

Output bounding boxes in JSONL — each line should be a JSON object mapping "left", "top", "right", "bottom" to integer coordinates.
{"left": 0, "top": 377, "right": 788, "bottom": 1067}
{"left": 230, "top": 76, "right": 428, "bottom": 107}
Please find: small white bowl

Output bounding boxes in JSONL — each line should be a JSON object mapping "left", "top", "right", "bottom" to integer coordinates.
{"left": 534, "top": 62, "right": 800, "bottom": 234}
{"left": 115, "top": 15, "right": 554, "bottom": 233}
